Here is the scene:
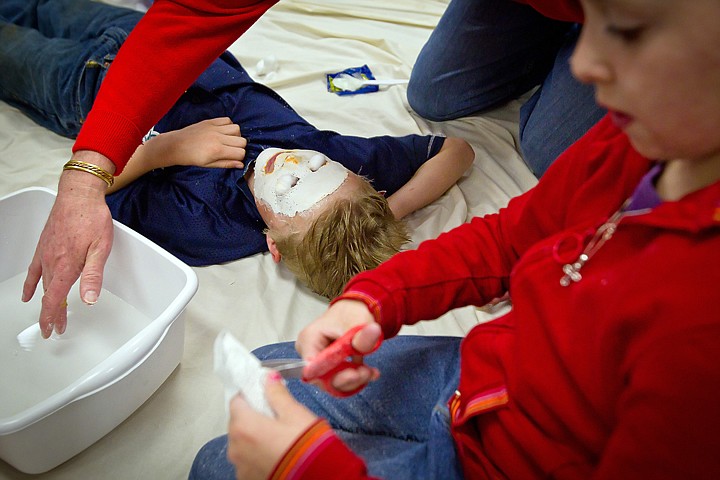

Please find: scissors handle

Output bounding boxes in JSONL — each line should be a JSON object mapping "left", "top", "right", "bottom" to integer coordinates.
{"left": 301, "top": 324, "right": 383, "bottom": 397}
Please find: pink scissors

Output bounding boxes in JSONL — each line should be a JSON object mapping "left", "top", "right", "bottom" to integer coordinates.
{"left": 261, "top": 325, "right": 382, "bottom": 397}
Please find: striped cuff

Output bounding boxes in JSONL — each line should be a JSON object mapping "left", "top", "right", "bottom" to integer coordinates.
{"left": 269, "top": 420, "right": 335, "bottom": 480}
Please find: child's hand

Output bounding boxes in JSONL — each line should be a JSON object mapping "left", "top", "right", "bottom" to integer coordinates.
{"left": 227, "top": 373, "right": 318, "bottom": 479}
{"left": 296, "top": 300, "right": 381, "bottom": 395}
{"left": 145, "top": 117, "right": 247, "bottom": 169}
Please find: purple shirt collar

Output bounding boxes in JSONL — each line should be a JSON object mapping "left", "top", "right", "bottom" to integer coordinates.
{"left": 626, "top": 163, "right": 663, "bottom": 212}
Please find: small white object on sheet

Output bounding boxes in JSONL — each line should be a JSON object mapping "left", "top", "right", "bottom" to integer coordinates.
{"left": 255, "top": 54, "right": 279, "bottom": 77}
{"left": 214, "top": 330, "right": 274, "bottom": 417}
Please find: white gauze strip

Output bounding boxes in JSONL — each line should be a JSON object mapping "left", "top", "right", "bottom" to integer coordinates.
{"left": 213, "top": 330, "right": 274, "bottom": 417}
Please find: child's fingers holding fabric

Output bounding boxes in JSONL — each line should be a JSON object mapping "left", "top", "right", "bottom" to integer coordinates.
{"left": 226, "top": 373, "right": 317, "bottom": 479}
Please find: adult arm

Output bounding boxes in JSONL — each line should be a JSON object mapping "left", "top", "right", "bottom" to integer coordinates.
{"left": 23, "top": 152, "right": 116, "bottom": 338}
{"left": 75, "top": 0, "right": 277, "bottom": 171}
{"left": 387, "top": 137, "right": 474, "bottom": 220}
{"left": 23, "top": 0, "right": 277, "bottom": 337}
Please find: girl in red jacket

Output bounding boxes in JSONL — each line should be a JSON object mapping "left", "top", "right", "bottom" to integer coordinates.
{"left": 193, "top": 0, "right": 720, "bottom": 477}
{"left": 198, "top": 0, "right": 720, "bottom": 477}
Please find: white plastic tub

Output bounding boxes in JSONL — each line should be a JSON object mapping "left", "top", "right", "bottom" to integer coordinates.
{"left": 0, "top": 187, "right": 198, "bottom": 474}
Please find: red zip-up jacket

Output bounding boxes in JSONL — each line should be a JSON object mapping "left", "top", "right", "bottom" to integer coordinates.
{"left": 71, "top": 0, "right": 580, "bottom": 174}
{"left": 274, "top": 115, "right": 720, "bottom": 479}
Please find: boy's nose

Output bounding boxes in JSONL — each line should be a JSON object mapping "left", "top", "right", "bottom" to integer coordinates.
{"left": 570, "top": 28, "right": 613, "bottom": 86}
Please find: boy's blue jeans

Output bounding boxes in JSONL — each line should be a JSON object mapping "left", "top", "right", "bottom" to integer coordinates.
{"left": 190, "top": 336, "right": 464, "bottom": 480}
{"left": 407, "top": 0, "right": 606, "bottom": 176}
{"left": 0, "top": 0, "right": 141, "bottom": 138}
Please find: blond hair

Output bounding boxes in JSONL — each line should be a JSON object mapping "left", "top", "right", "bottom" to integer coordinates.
{"left": 270, "top": 180, "right": 409, "bottom": 299}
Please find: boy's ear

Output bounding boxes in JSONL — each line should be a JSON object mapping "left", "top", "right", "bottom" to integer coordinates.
{"left": 266, "top": 234, "right": 282, "bottom": 263}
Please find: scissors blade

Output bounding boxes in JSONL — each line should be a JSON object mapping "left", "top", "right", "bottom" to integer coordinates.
{"left": 260, "top": 358, "right": 307, "bottom": 379}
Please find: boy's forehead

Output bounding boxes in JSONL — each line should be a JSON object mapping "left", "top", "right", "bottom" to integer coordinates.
{"left": 300, "top": 172, "right": 362, "bottom": 212}
{"left": 267, "top": 173, "right": 359, "bottom": 231}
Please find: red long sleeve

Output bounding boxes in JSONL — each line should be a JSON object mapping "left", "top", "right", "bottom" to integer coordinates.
{"left": 72, "top": 0, "right": 277, "bottom": 173}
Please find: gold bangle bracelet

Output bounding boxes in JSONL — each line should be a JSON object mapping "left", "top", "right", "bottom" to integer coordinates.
{"left": 63, "top": 160, "right": 114, "bottom": 187}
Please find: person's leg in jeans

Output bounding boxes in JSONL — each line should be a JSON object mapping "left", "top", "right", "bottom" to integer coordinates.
{"left": 0, "top": 0, "right": 142, "bottom": 137}
{"left": 190, "top": 336, "right": 463, "bottom": 480}
{"left": 407, "top": 0, "right": 606, "bottom": 178}
{"left": 518, "top": 25, "right": 606, "bottom": 177}
{"left": 407, "top": 0, "right": 572, "bottom": 120}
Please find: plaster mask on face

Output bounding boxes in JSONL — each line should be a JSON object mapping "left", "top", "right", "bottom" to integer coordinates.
{"left": 254, "top": 148, "right": 349, "bottom": 216}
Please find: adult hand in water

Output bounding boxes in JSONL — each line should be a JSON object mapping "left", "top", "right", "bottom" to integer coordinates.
{"left": 22, "top": 150, "right": 115, "bottom": 338}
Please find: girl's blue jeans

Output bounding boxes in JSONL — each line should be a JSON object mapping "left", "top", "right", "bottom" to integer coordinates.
{"left": 407, "top": 0, "right": 606, "bottom": 176}
{"left": 0, "top": 0, "right": 141, "bottom": 138}
{"left": 190, "top": 336, "right": 464, "bottom": 480}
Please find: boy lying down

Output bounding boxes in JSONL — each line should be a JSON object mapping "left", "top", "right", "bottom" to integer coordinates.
{"left": 0, "top": 0, "right": 474, "bottom": 299}
{"left": 112, "top": 111, "right": 471, "bottom": 298}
